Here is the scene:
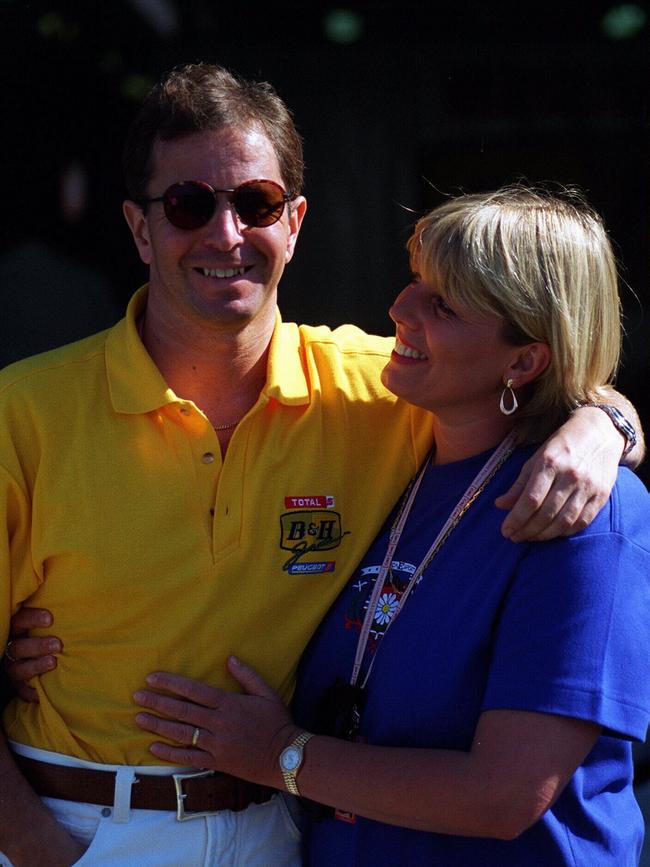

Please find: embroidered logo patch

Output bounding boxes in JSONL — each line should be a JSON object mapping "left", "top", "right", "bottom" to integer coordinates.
{"left": 280, "top": 510, "right": 350, "bottom": 572}
{"left": 286, "top": 561, "right": 336, "bottom": 575}
{"left": 284, "top": 495, "right": 335, "bottom": 509}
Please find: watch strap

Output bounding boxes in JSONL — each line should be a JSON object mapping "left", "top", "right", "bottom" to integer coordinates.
{"left": 585, "top": 403, "right": 637, "bottom": 458}
{"left": 280, "top": 731, "right": 314, "bottom": 796}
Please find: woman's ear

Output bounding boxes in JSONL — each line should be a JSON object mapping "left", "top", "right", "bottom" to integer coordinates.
{"left": 504, "top": 342, "right": 551, "bottom": 389}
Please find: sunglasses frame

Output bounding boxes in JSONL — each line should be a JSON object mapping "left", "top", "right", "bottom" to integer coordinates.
{"left": 139, "top": 179, "right": 292, "bottom": 230}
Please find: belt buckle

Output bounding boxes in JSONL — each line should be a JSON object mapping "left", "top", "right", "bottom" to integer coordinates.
{"left": 173, "top": 769, "right": 216, "bottom": 821}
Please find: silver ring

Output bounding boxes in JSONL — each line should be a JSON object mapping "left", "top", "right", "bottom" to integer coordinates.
{"left": 4, "top": 641, "right": 17, "bottom": 663}
{"left": 191, "top": 727, "right": 201, "bottom": 747}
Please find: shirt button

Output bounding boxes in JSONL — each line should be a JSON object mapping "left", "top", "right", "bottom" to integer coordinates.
{"left": 101, "top": 807, "right": 112, "bottom": 817}
{"left": 202, "top": 452, "right": 215, "bottom": 464}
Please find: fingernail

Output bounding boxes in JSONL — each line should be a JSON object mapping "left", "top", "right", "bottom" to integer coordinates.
{"left": 133, "top": 691, "right": 145, "bottom": 703}
{"left": 229, "top": 655, "right": 241, "bottom": 666}
{"left": 44, "top": 657, "right": 56, "bottom": 670}
{"left": 47, "top": 639, "right": 61, "bottom": 652}
{"left": 38, "top": 612, "right": 53, "bottom": 626}
{"left": 145, "top": 673, "right": 158, "bottom": 685}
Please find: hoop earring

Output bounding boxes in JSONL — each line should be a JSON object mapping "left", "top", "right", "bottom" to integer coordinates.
{"left": 499, "top": 378, "right": 518, "bottom": 416}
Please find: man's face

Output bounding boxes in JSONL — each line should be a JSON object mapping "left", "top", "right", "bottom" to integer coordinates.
{"left": 123, "top": 126, "right": 306, "bottom": 335}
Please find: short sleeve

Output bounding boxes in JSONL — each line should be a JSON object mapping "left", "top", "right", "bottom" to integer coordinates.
{"left": 482, "top": 512, "right": 650, "bottom": 741}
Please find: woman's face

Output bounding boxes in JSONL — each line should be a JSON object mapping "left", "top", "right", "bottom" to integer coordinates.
{"left": 381, "top": 275, "right": 521, "bottom": 422}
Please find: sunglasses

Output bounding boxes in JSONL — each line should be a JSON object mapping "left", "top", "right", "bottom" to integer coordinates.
{"left": 140, "top": 179, "right": 292, "bottom": 230}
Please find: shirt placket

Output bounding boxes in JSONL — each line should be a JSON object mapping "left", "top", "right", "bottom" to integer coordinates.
{"left": 174, "top": 401, "right": 222, "bottom": 561}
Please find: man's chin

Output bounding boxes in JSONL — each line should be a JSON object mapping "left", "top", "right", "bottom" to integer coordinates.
{"left": 190, "top": 296, "right": 276, "bottom": 334}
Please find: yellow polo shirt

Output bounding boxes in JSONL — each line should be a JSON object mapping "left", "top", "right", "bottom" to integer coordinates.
{"left": 0, "top": 287, "right": 433, "bottom": 764}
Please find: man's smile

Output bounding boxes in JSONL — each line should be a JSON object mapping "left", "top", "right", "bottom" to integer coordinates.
{"left": 197, "top": 266, "right": 251, "bottom": 278}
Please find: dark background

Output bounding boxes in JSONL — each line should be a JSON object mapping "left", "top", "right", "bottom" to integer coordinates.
{"left": 2, "top": 0, "right": 649, "bottom": 484}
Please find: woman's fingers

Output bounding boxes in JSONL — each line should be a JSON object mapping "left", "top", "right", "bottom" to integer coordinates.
{"left": 9, "top": 607, "right": 54, "bottom": 634}
{"left": 144, "top": 672, "right": 223, "bottom": 707}
{"left": 8, "top": 651, "right": 58, "bottom": 680}
{"left": 4, "top": 636, "right": 62, "bottom": 703}
{"left": 133, "top": 688, "right": 211, "bottom": 724}
{"left": 15, "top": 683, "right": 40, "bottom": 703}
{"left": 135, "top": 710, "right": 197, "bottom": 745}
{"left": 148, "top": 741, "right": 211, "bottom": 766}
{"left": 6, "top": 635, "right": 61, "bottom": 663}
{"left": 134, "top": 712, "right": 214, "bottom": 766}
{"left": 144, "top": 660, "right": 280, "bottom": 705}
{"left": 227, "top": 655, "right": 281, "bottom": 700}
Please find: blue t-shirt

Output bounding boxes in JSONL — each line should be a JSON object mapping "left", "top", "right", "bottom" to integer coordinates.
{"left": 293, "top": 447, "right": 650, "bottom": 866}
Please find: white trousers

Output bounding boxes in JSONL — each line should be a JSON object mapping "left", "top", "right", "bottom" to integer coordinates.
{"left": 2, "top": 744, "right": 302, "bottom": 867}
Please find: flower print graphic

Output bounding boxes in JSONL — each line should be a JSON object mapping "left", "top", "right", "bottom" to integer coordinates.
{"left": 374, "top": 592, "right": 399, "bottom": 626}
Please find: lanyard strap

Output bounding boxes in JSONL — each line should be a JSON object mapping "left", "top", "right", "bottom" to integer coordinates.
{"left": 350, "top": 432, "right": 517, "bottom": 688}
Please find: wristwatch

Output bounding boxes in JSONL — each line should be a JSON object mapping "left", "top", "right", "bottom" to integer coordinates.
{"left": 585, "top": 403, "right": 637, "bottom": 458}
{"left": 279, "top": 731, "right": 314, "bottom": 796}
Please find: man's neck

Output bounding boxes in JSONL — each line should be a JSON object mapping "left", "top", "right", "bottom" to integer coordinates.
{"left": 139, "top": 304, "right": 274, "bottom": 434}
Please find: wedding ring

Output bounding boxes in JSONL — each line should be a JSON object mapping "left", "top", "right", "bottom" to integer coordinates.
{"left": 191, "top": 727, "right": 201, "bottom": 747}
{"left": 4, "top": 641, "right": 17, "bottom": 663}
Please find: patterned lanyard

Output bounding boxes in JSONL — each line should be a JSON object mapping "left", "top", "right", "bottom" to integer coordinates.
{"left": 350, "top": 431, "right": 517, "bottom": 689}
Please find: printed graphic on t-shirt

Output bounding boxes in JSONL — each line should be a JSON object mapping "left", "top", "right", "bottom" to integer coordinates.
{"left": 345, "top": 560, "right": 418, "bottom": 651}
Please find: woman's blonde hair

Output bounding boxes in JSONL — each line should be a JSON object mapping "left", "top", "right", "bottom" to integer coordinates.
{"left": 407, "top": 185, "right": 622, "bottom": 442}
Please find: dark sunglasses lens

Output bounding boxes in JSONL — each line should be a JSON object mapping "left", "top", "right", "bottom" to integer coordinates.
{"left": 163, "top": 183, "right": 215, "bottom": 229}
{"left": 234, "top": 181, "right": 286, "bottom": 227}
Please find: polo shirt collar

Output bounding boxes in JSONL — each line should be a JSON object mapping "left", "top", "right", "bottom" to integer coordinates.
{"left": 264, "top": 310, "right": 310, "bottom": 406}
{"left": 106, "top": 285, "right": 178, "bottom": 414}
{"left": 106, "top": 286, "right": 311, "bottom": 414}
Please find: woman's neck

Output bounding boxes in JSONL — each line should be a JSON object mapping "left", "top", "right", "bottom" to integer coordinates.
{"left": 430, "top": 412, "right": 517, "bottom": 465}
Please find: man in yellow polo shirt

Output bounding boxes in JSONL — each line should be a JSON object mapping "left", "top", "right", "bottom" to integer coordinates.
{"left": 0, "top": 63, "right": 640, "bottom": 867}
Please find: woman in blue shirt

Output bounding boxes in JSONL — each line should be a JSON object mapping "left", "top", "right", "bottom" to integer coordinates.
{"left": 134, "top": 185, "right": 650, "bottom": 865}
